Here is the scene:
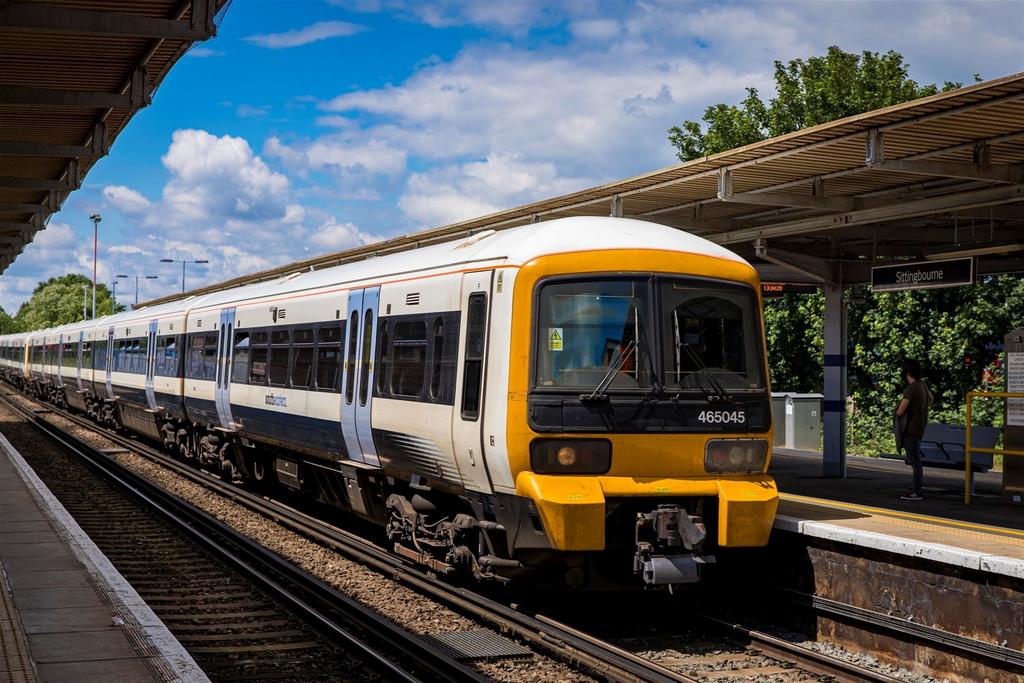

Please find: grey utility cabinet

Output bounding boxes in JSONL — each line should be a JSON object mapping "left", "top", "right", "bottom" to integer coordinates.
{"left": 770, "top": 392, "right": 824, "bottom": 451}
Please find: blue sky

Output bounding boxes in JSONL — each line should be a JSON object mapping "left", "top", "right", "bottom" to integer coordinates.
{"left": 3, "top": 0, "right": 1022, "bottom": 309}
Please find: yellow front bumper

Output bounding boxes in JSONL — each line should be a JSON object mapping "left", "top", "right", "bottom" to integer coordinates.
{"left": 515, "top": 472, "right": 778, "bottom": 551}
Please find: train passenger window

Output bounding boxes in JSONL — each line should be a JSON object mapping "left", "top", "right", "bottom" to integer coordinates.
{"left": 268, "top": 329, "right": 290, "bottom": 386}
{"left": 316, "top": 325, "right": 342, "bottom": 392}
{"left": 94, "top": 341, "right": 107, "bottom": 371}
{"left": 154, "top": 336, "right": 175, "bottom": 377}
{"left": 376, "top": 320, "right": 389, "bottom": 395}
{"left": 291, "top": 327, "right": 315, "bottom": 388}
{"left": 186, "top": 333, "right": 218, "bottom": 380}
{"left": 137, "top": 336, "right": 148, "bottom": 374}
{"left": 461, "top": 293, "right": 487, "bottom": 420}
{"left": 358, "top": 311, "right": 373, "bottom": 406}
{"left": 430, "top": 318, "right": 444, "bottom": 401}
{"left": 81, "top": 342, "right": 92, "bottom": 371}
{"left": 391, "top": 321, "right": 427, "bottom": 399}
{"left": 250, "top": 331, "right": 269, "bottom": 385}
{"left": 345, "top": 312, "right": 359, "bottom": 405}
{"left": 232, "top": 332, "right": 250, "bottom": 383}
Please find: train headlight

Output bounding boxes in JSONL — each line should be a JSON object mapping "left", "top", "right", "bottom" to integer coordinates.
{"left": 531, "top": 439, "right": 611, "bottom": 475}
{"left": 704, "top": 439, "right": 768, "bottom": 474}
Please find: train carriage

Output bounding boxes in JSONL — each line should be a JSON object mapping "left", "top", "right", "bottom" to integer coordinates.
{"left": 0, "top": 217, "right": 779, "bottom": 589}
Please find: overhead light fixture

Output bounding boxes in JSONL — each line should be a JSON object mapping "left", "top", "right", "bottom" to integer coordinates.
{"left": 925, "top": 243, "right": 1024, "bottom": 261}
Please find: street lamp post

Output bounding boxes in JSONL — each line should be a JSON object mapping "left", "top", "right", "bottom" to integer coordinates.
{"left": 89, "top": 213, "right": 101, "bottom": 319}
{"left": 111, "top": 280, "right": 118, "bottom": 309}
{"left": 116, "top": 274, "right": 159, "bottom": 307}
{"left": 159, "top": 258, "right": 209, "bottom": 293}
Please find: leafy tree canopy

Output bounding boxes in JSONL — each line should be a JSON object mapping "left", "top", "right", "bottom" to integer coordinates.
{"left": 668, "top": 47, "right": 1011, "bottom": 455}
{"left": 14, "top": 273, "right": 124, "bottom": 331}
{"left": 669, "top": 46, "right": 966, "bottom": 161}
{"left": 0, "top": 307, "right": 17, "bottom": 335}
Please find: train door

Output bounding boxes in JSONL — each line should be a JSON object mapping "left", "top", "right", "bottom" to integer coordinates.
{"left": 214, "top": 308, "right": 237, "bottom": 430}
{"left": 144, "top": 320, "right": 158, "bottom": 410}
{"left": 340, "top": 287, "right": 381, "bottom": 466}
{"left": 54, "top": 340, "right": 63, "bottom": 387}
{"left": 105, "top": 328, "right": 114, "bottom": 399}
{"left": 76, "top": 331, "right": 84, "bottom": 391}
{"left": 450, "top": 272, "right": 494, "bottom": 492}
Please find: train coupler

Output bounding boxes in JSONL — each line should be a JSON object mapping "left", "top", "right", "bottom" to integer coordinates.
{"left": 634, "top": 504, "right": 715, "bottom": 587}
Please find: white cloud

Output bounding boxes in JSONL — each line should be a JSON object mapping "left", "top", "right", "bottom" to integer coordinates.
{"left": 236, "top": 104, "right": 271, "bottom": 118}
{"left": 244, "top": 20, "right": 364, "bottom": 49}
{"left": 307, "top": 218, "right": 382, "bottom": 250}
{"left": 321, "top": 45, "right": 757, "bottom": 179}
{"left": 187, "top": 47, "right": 224, "bottom": 58}
{"left": 399, "top": 153, "right": 595, "bottom": 226}
{"left": 160, "top": 129, "right": 290, "bottom": 224}
{"left": 86, "top": 129, "right": 382, "bottom": 304}
{"left": 102, "top": 185, "right": 151, "bottom": 215}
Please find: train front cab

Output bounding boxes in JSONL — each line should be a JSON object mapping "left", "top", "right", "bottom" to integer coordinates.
{"left": 500, "top": 248, "right": 779, "bottom": 588}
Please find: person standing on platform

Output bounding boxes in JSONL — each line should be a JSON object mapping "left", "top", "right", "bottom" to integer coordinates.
{"left": 896, "top": 359, "right": 933, "bottom": 501}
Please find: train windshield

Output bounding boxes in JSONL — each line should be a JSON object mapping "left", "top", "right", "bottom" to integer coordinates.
{"left": 534, "top": 276, "right": 765, "bottom": 393}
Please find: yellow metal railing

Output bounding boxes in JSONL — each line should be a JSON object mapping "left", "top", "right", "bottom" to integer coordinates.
{"left": 964, "top": 391, "right": 1024, "bottom": 504}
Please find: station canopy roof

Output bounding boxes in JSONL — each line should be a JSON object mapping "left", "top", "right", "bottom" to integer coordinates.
{"left": 141, "top": 71, "right": 1024, "bottom": 307}
{"left": 0, "top": 0, "right": 230, "bottom": 274}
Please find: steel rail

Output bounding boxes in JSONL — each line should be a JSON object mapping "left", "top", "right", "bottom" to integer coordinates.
{"left": 694, "top": 612, "right": 901, "bottom": 683}
{"left": 9, "top": 392, "right": 690, "bottom": 683}
{"left": 783, "top": 589, "right": 1024, "bottom": 670}
{"left": 9, "top": 387, "right": 944, "bottom": 683}
{"left": 0, "top": 391, "right": 486, "bottom": 683}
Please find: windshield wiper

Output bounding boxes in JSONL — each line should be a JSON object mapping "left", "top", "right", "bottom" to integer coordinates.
{"left": 580, "top": 339, "right": 637, "bottom": 403}
{"left": 678, "top": 342, "right": 731, "bottom": 403}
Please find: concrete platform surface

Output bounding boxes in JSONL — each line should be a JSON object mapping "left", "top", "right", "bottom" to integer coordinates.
{"left": 772, "top": 449, "right": 1024, "bottom": 579}
{"left": 0, "top": 431, "right": 208, "bottom": 682}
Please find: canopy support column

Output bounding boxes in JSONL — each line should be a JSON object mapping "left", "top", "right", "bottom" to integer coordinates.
{"left": 823, "top": 282, "right": 847, "bottom": 477}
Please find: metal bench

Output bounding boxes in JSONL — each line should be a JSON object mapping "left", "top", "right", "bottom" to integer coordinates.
{"left": 915, "top": 423, "right": 1001, "bottom": 473}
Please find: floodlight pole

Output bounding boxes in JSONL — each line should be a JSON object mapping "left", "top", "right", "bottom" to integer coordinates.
{"left": 160, "top": 258, "right": 209, "bottom": 293}
{"left": 89, "top": 213, "right": 101, "bottom": 319}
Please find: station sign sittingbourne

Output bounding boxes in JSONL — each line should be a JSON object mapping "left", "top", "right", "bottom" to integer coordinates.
{"left": 870, "top": 257, "right": 975, "bottom": 292}
{"left": 761, "top": 282, "right": 819, "bottom": 297}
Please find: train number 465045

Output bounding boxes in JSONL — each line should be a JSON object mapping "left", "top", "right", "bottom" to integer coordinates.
{"left": 697, "top": 410, "right": 746, "bottom": 424}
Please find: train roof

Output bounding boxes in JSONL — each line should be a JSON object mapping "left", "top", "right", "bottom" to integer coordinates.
{"left": 3, "top": 218, "right": 752, "bottom": 338}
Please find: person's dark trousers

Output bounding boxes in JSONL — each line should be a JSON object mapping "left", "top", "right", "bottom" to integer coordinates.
{"left": 904, "top": 439, "right": 923, "bottom": 494}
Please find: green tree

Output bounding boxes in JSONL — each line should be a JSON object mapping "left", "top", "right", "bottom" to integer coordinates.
{"left": 0, "top": 307, "right": 19, "bottom": 334}
{"left": 668, "top": 46, "right": 1009, "bottom": 455}
{"left": 14, "top": 274, "right": 124, "bottom": 331}
{"left": 669, "top": 46, "right": 961, "bottom": 161}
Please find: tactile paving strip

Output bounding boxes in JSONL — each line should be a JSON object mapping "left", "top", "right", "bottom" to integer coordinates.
{"left": 422, "top": 628, "right": 532, "bottom": 661}
{"left": 0, "top": 562, "right": 36, "bottom": 683}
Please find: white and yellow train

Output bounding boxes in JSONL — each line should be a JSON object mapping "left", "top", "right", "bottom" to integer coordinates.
{"left": 0, "top": 217, "right": 778, "bottom": 588}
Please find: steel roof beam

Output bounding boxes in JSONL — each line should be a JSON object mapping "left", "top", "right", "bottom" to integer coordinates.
{"left": 0, "top": 176, "right": 74, "bottom": 190}
{"left": 0, "top": 1, "right": 216, "bottom": 40}
{"left": 0, "top": 85, "right": 133, "bottom": 109}
{"left": 869, "top": 159, "right": 1024, "bottom": 184}
{"left": 0, "top": 203, "right": 45, "bottom": 213}
{"left": 0, "top": 122, "right": 107, "bottom": 158}
{"left": 0, "top": 222, "right": 33, "bottom": 234}
{"left": 0, "top": 140, "right": 101, "bottom": 158}
{"left": 754, "top": 240, "right": 837, "bottom": 283}
{"left": 715, "top": 183, "right": 1024, "bottom": 245}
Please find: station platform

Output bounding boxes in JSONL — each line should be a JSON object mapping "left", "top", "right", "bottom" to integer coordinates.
{"left": 771, "top": 448, "right": 1024, "bottom": 579}
{"left": 0, "top": 434, "right": 207, "bottom": 683}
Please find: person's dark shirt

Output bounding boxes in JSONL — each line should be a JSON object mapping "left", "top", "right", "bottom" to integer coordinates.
{"left": 902, "top": 381, "right": 930, "bottom": 440}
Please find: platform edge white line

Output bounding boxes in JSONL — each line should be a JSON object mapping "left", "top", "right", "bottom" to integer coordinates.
{"left": 0, "top": 429, "right": 211, "bottom": 683}
{"left": 774, "top": 514, "right": 1024, "bottom": 579}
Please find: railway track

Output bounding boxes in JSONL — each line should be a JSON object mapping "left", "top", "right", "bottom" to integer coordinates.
{"left": 0, "top": 390, "right": 485, "bottom": 683}
{"left": 1, "top": 387, "right": 908, "bottom": 683}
